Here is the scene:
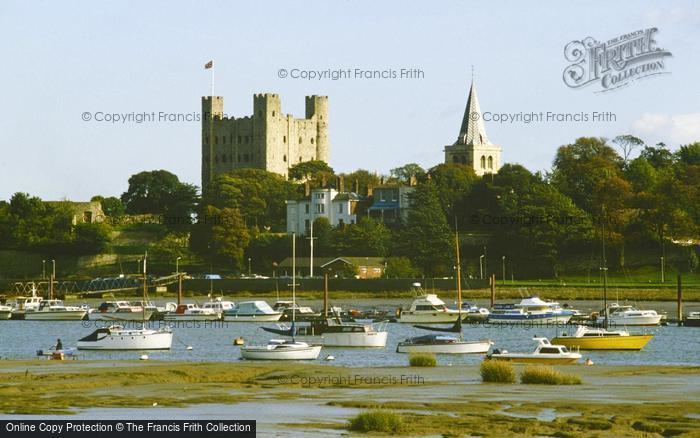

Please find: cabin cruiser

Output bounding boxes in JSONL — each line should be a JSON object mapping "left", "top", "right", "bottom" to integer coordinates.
{"left": 23, "top": 299, "right": 87, "bottom": 320}
{"left": 685, "top": 312, "right": 700, "bottom": 327}
{"left": 460, "top": 302, "right": 490, "bottom": 321}
{"left": 0, "top": 304, "right": 13, "bottom": 320}
{"left": 131, "top": 300, "right": 172, "bottom": 320}
{"left": 273, "top": 301, "right": 320, "bottom": 322}
{"left": 595, "top": 303, "right": 662, "bottom": 326}
{"left": 88, "top": 301, "right": 154, "bottom": 321}
{"left": 398, "top": 293, "right": 463, "bottom": 324}
{"left": 264, "top": 318, "right": 388, "bottom": 347}
{"left": 487, "top": 296, "right": 572, "bottom": 324}
{"left": 10, "top": 294, "right": 44, "bottom": 319}
{"left": 240, "top": 339, "right": 321, "bottom": 360}
{"left": 202, "top": 298, "right": 235, "bottom": 314}
{"left": 487, "top": 337, "right": 581, "bottom": 364}
{"left": 223, "top": 301, "right": 283, "bottom": 322}
{"left": 77, "top": 324, "right": 172, "bottom": 350}
{"left": 397, "top": 334, "right": 493, "bottom": 354}
{"left": 552, "top": 325, "right": 653, "bottom": 350}
{"left": 163, "top": 303, "right": 222, "bottom": 321}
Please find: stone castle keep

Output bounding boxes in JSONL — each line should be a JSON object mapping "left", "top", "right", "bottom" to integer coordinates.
{"left": 201, "top": 94, "right": 330, "bottom": 187}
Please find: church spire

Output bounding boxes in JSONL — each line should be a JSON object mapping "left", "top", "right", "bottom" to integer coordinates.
{"left": 456, "top": 80, "right": 489, "bottom": 146}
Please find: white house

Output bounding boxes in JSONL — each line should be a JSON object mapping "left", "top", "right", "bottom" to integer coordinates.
{"left": 286, "top": 188, "right": 359, "bottom": 235}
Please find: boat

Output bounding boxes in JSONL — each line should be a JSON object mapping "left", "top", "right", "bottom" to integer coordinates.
{"left": 163, "top": 303, "right": 222, "bottom": 321}
{"left": 396, "top": 229, "right": 494, "bottom": 354}
{"left": 685, "top": 312, "right": 700, "bottom": 327}
{"left": 552, "top": 325, "right": 653, "bottom": 350}
{"left": 23, "top": 299, "right": 87, "bottom": 320}
{"left": 88, "top": 301, "right": 154, "bottom": 321}
{"left": 131, "top": 300, "right": 172, "bottom": 320}
{"left": 273, "top": 301, "right": 321, "bottom": 322}
{"left": 77, "top": 325, "right": 173, "bottom": 350}
{"left": 77, "top": 254, "right": 172, "bottom": 351}
{"left": 241, "top": 233, "right": 321, "bottom": 360}
{"left": 239, "top": 339, "right": 322, "bottom": 360}
{"left": 397, "top": 285, "right": 464, "bottom": 324}
{"left": 0, "top": 304, "right": 13, "bottom": 320}
{"left": 487, "top": 296, "right": 572, "bottom": 325}
{"left": 595, "top": 303, "right": 662, "bottom": 327}
{"left": 460, "top": 302, "right": 490, "bottom": 321}
{"left": 202, "top": 297, "right": 235, "bottom": 314}
{"left": 397, "top": 334, "right": 493, "bottom": 354}
{"left": 487, "top": 337, "right": 581, "bottom": 364}
{"left": 10, "top": 288, "right": 44, "bottom": 319}
{"left": 223, "top": 301, "right": 283, "bottom": 322}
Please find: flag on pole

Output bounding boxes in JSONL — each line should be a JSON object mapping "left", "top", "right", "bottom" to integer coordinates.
{"left": 204, "top": 60, "right": 213, "bottom": 69}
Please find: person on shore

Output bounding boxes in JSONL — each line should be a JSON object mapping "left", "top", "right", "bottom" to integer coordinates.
{"left": 55, "top": 339, "right": 62, "bottom": 351}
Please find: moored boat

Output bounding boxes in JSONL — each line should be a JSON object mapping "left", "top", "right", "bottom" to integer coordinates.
{"left": 552, "top": 325, "right": 653, "bottom": 350}
{"left": 397, "top": 334, "right": 493, "bottom": 354}
{"left": 77, "top": 325, "right": 173, "bottom": 350}
{"left": 264, "top": 318, "right": 388, "bottom": 347}
{"left": 398, "top": 287, "right": 463, "bottom": 324}
{"left": 88, "top": 301, "right": 154, "bottom": 321}
{"left": 0, "top": 304, "right": 13, "bottom": 320}
{"left": 487, "top": 296, "right": 572, "bottom": 325}
{"left": 684, "top": 312, "right": 700, "bottom": 327}
{"left": 23, "top": 299, "right": 87, "bottom": 320}
{"left": 224, "top": 301, "right": 283, "bottom": 322}
{"left": 487, "top": 337, "right": 581, "bottom": 365}
{"left": 163, "top": 303, "right": 221, "bottom": 321}
{"left": 240, "top": 339, "right": 322, "bottom": 360}
{"left": 595, "top": 303, "right": 662, "bottom": 327}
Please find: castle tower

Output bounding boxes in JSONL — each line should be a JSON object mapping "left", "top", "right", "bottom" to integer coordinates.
{"left": 201, "top": 96, "right": 224, "bottom": 189}
{"left": 444, "top": 80, "right": 502, "bottom": 176}
{"left": 305, "top": 95, "right": 330, "bottom": 163}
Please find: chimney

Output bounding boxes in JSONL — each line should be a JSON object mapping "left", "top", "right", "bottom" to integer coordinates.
{"left": 380, "top": 176, "right": 385, "bottom": 185}
{"left": 304, "top": 181, "right": 310, "bottom": 197}
{"left": 409, "top": 175, "right": 417, "bottom": 187}
{"left": 367, "top": 185, "right": 374, "bottom": 197}
{"left": 338, "top": 175, "right": 345, "bottom": 192}
{"left": 354, "top": 178, "right": 359, "bottom": 193}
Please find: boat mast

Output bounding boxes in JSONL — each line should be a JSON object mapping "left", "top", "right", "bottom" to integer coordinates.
{"left": 601, "top": 209, "right": 609, "bottom": 330}
{"left": 455, "top": 221, "right": 463, "bottom": 340}
{"left": 142, "top": 252, "right": 148, "bottom": 327}
{"left": 292, "top": 233, "right": 296, "bottom": 342}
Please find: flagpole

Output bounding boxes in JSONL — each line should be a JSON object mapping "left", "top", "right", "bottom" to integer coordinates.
{"left": 211, "top": 61, "right": 214, "bottom": 97}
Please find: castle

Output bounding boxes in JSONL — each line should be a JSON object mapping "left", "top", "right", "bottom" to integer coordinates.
{"left": 201, "top": 93, "right": 330, "bottom": 188}
{"left": 444, "top": 80, "right": 502, "bottom": 175}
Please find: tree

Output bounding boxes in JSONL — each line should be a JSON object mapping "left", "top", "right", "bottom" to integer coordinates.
{"left": 190, "top": 205, "right": 250, "bottom": 271}
{"left": 390, "top": 163, "right": 425, "bottom": 184}
{"left": 385, "top": 256, "right": 420, "bottom": 278}
{"left": 288, "top": 160, "right": 334, "bottom": 181}
{"left": 340, "top": 169, "right": 381, "bottom": 195}
{"left": 72, "top": 222, "right": 112, "bottom": 254}
{"left": 613, "top": 135, "right": 644, "bottom": 165}
{"left": 149, "top": 234, "right": 191, "bottom": 264}
{"left": 396, "top": 182, "right": 452, "bottom": 276}
{"left": 677, "top": 142, "right": 700, "bottom": 166}
{"left": 98, "top": 196, "right": 125, "bottom": 217}
{"left": 640, "top": 143, "right": 674, "bottom": 169}
{"left": 428, "top": 163, "right": 477, "bottom": 221}
{"left": 121, "top": 170, "right": 198, "bottom": 218}
{"left": 204, "top": 169, "right": 297, "bottom": 231}
{"left": 332, "top": 217, "right": 391, "bottom": 256}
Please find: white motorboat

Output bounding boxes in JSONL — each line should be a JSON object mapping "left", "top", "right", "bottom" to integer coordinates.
{"left": 595, "top": 303, "right": 662, "bottom": 326}
{"left": 265, "top": 318, "right": 389, "bottom": 347}
{"left": 460, "top": 302, "right": 490, "bottom": 321}
{"left": 202, "top": 297, "right": 235, "bottom": 314}
{"left": 398, "top": 288, "right": 463, "bottom": 324}
{"left": 77, "top": 325, "right": 173, "bottom": 350}
{"left": 487, "top": 337, "right": 581, "bottom": 364}
{"left": 273, "top": 301, "right": 321, "bottom": 322}
{"left": 240, "top": 339, "right": 322, "bottom": 360}
{"left": 0, "top": 304, "right": 13, "bottom": 320}
{"left": 224, "top": 301, "right": 283, "bottom": 322}
{"left": 397, "top": 334, "right": 493, "bottom": 354}
{"left": 88, "top": 301, "right": 154, "bottom": 321}
{"left": 10, "top": 291, "right": 43, "bottom": 319}
{"left": 23, "top": 299, "right": 87, "bottom": 320}
{"left": 240, "top": 233, "right": 321, "bottom": 360}
{"left": 163, "top": 303, "right": 221, "bottom": 321}
{"left": 487, "top": 296, "right": 572, "bottom": 324}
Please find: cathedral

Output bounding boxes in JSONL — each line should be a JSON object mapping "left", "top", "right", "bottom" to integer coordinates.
{"left": 444, "top": 80, "right": 502, "bottom": 175}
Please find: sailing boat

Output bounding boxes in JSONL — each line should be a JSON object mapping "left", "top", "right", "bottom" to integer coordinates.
{"left": 553, "top": 211, "right": 653, "bottom": 350}
{"left": 241, "top": 234, "right": 322, "bottom": 360}
{"left": 396, "top": 230, "right": 494, "bottom": 354}
{"left": 77, "top": 254, "right": 173, "bottom": 350}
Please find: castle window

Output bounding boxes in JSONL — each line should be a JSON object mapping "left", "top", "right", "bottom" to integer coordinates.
{"left": 299, "top": 156, "right": 302, "bottom": 163}
{"left": 272, "top": 111, "right": 276, "bottom": 117}
{"left": 480, "top": 156, "right": 486, "bottom": 169}
{"left": 222, "top": 135, "right": 226, "bottom": 144}
{"left": 283, "top": 135, "right": 287, "bottom": 143}
{"left": 488, "top": 156, "right": 493, "bottom": 169}
{"left": 283, "top": 154, "right": 287, "bottom": 162}
{"left": 311, "top": 138, "right": 315, "bottom": 144}
{"left": 298, "top": 137, "right": 302, "bottom": 144}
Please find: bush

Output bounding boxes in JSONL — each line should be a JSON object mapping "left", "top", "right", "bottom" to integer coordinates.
{"left": 408, "top": 353, "right": 437, "bottom": 367}
{"left": 480, "top": 360, "right": 516, "bottom": 383}
{"left": 520, "top": 365, "right": 582, "bottom": 385}
{"left": 348, "top": 410, "right": 404, "bottom": 433}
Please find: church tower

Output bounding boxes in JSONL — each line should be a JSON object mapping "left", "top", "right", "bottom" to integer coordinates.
{"left": 444, "top": 80, "right": 502, "bottom": 176}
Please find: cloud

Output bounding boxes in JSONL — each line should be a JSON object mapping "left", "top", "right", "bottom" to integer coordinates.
{"left": 631, "top": 112, "right": 700, "bottom": 146}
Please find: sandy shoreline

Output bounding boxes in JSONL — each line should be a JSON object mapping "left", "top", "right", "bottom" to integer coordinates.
{"left": 1, "top": 360, "right": 699, "bottom": 436}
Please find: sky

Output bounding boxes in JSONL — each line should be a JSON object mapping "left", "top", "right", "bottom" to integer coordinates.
{"left": 1, "top": 0, "right": 699, "bottom": 201}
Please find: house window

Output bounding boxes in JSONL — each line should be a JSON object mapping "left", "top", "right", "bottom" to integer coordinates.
{"left": 305, "top": 204, "right": 309, "bottom": 214}
{"left": 488, "top": 156, "right": 494, "bottom": 169}
{"left": 338, "top": 204, "right": 343, "bottom": 214}
{"left": 480, "top": 156, "right": 486, "bottom": 168}
{"left": 338, "top": 219, "right": 344, "bottom": 226}
{"left": 304, "top": 219, "right": 310, "bottom": 232}
{"left": 316, "top": 203, "right": 324, "bottom": 214}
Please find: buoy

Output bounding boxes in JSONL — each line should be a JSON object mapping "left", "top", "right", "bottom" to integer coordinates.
{"left": 152, "top": 402, "right": 158, "bottom": 406}
{"left": 139, "top": 354, "right": 149, "bottom": 361}
{"left": 325, "top": 355, "right": 335, "bottom": 361}
{"left": 186, "top": 346, "right": 193, "bottom": 351}
{"left": 233, "top": 337, "right": 245, "bottom": 346}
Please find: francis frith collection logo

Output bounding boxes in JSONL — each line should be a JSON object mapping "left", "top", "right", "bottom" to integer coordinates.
{"left": 563, "top": 27, "right": 672, "bottom": 92}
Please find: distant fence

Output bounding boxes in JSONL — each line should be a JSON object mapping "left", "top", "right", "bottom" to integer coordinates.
{"left": 174, "top": 278, "right": 491, "bottom": 294}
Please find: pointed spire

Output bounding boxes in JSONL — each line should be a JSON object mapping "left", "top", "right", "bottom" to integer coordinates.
{"left": 456, "top": 79, "right": 489, "bottom": 146}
